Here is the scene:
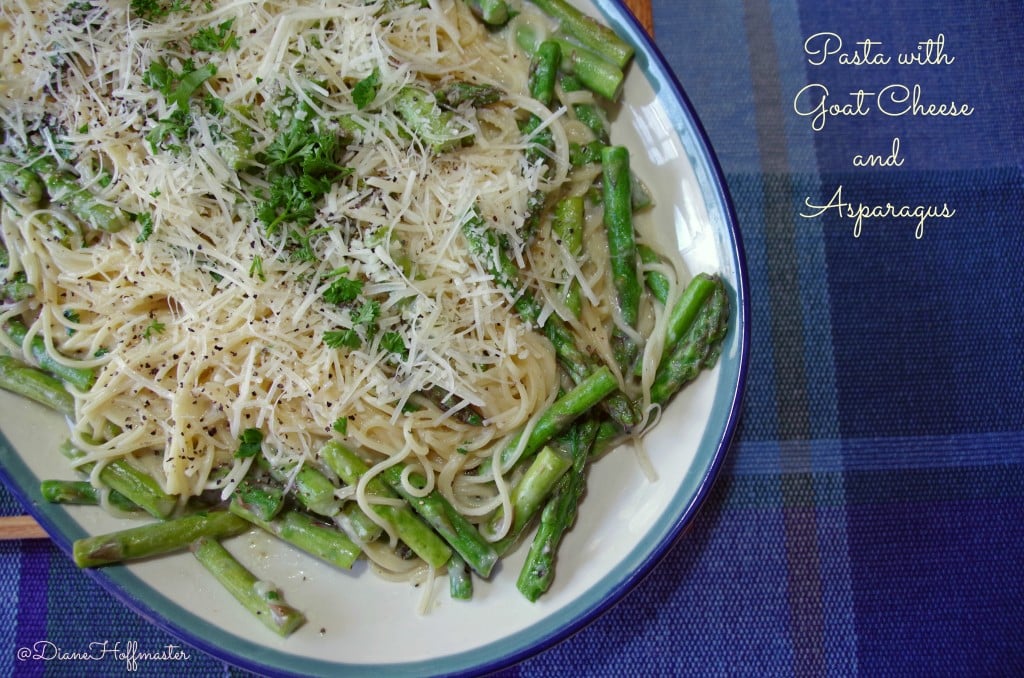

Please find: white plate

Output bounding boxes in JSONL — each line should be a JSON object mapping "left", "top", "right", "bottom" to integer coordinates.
{"left": 0, "top": 1, "right": 750, "bottom": 675}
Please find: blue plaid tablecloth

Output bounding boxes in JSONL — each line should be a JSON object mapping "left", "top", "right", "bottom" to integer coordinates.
{"left": 2, "top": 0, "right": 1022, "bottom": 675}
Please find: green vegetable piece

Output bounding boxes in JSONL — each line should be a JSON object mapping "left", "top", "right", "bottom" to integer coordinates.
{"left": 234, "top": 427, "right": 263, "bottom": 458}
{"left": 529, "top": 0, "right": 634, "bottom": 69}
{"left": 464, "top": 0, "right": 511, "bottom": 27}
{"left": 190, "top": 19, "right": 240, "bottom": 52}
{"left": 39, "top": 479, "right": 138, "bottom": 513}
{"left": 191, "top": 536, "right": 306, "bottom": 636}
{"left": 601, "top": 145, "right": 641, "bottom": 373}
{"left": 230, "top": 499, "right": 362, "bottom": 570}
{"left": 34, "top": 159, "right": 127, "bottom": 233}
{"left": 72, "top": 510, "right": 250, "bottom": 567}
{"left": 4, "top": 319, "right": 95, "bottom": 391}
{"left": 353, "top": 68, "right": 382, "bottom": 110}
{"left": 489, "top": 444, "right": 574, "bottom": 554}
{"left": 529, "top": 41, "right": 562, "bottom": 107}
{"left": 650, "top": 275, "right": 730, "bottom": 404}
{"left": 0, "top": 161, "right": 44, "bottom": 205}
{"left": 59, "top": 440, "right": 178, "bottom": 520}
{"left": 637, "top": 243, "right": 670, "bottom": 306}
{"left": 435, "top": 82, "right": 504, "bottom": 109}
{"left": 261, "top": 457, "right": 341, "bottom": 518}
{"left": 552, "top": 196, "right": 584, "bottom": 317}
{"left": 233, "top": 481, "right": 285, "bottom": 522}
{"left": 320, "top": 441, "right": 453, "bottom": 569}
{"left": 516, "top": 419, "right": 599, "bottom": 601}
{"left": 393, "top": 86, "right": 472, "bottom": 153}
{"left": 447, "top": 553, "right": 473, "bottom": 600}
{"left": 560, "top": 73, "right": 609, "bottom": 143}
{"left": 0, "top": 354, "right": 75, "bottom": 417}
{"left": 380, "top": 463, "right": 498, "bottom": 577}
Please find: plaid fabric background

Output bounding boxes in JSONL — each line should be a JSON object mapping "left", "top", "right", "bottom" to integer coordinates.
{"left": 2, "top": 0, "right": 1022, "bottom": 675}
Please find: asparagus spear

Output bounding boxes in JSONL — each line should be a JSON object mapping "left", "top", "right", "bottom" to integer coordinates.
{"left": 519, "top": 39, "right": 563, "bottom": 166}
{"left": 338, "top": 501, "right": 384, "bottom": 543}
{"left": 59, "top": 440, "right": 178, "bottom": 520}
{"left": 461, "top": 209, "right": 639, "bottom": 429}
{"left": 637, "top": 243, "right": 671, "bottom": 306}
{"left": 233, "top": 480, "right": 285, "bottom": 522}
{"left": 435, "top": 82, "right": 504, "bottom": 109}
{"left": 1, "top": 271, "right": 35, "bottom": 303}
{"left": 560, "top": 40, "right": 626, "bottom": 101}
{"left": 230, "top": 497, "right": 362, "bottom": 570}
{"left": 321, "top": 441, "right": 453, "bottom": 569}
{"left": 393, "top": 86, "right": 472, "bottom": 153}
{"left": 552, "top": 196, "right": 584, "bottom": 318}
{"left": 663, "top": 273, "right": 722, "bottom": 357}
{"left": 488, "top": 365, "right": 618, "bottom": 473}
{"left": 34, "top": 158, "right": 127, "bottom": 233}
{"left": 447, "top": 553, "right": 473, "bottom": 600}
{"left": 4, "top": 319, "right": 95, "bottom": 391}
{"left": 516, "top": 419, "right": 599, "bottom": 601}
{"left": 380, "top": 463, "right": 498, "bottom": 577}
{"left": 528, "top": 0, "right": 634, "bottom": 69}
{"left": 1, "top": 242, "right": 35, "bottom": 301}
{"left": 488, "top": 444, "right": 574, "bottom": 553}
{"left": 73, "top": 510, "right": 249, "bottom": 567}
{"left": 601, "top": 145, "right": 642, "bottom": 373}
{"left": 530, "top": 40, "right": 562, "bottom": 107}
{"left": 0, "top": 354, "right": 75, "bottom": 417}
{"left": 192, "top": 536, "right": 305, "bottom": 636}
{"left": 463, "top": 0, "right": 511, "bottom": 27}
{"left": 0, "top": 160, "right": 44, "bottom": 205}
{"left": 650, "top": 275, "right": 729, "bottom": 405}
{"left": 516, "top": 25, "right": 625, "bottom": 102}
{"left": 560, "top": 73, "right": 609, "bottom": 143}
{"left": 39, "top": 479, "right": 139, "bottom": 513}
{"left": 260, "top": 457, "right": 340, "bottom": 518}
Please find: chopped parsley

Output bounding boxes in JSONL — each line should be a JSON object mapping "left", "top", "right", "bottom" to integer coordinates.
{"left": 136, "top": 212, "right": 154, "bottom": 242}
{"left": 381, "top": 331, "right": 407, "bottom": 357}
{"left": 322, "top": 275, "right": 363, "bottom": 305}
{"left": 249, "top": 254, "right": 265, "bottom": 281}
{"left": 324, "top": 329, "right": 361, "bottom": 349}
{"left": 332, "top": 417, "right": 348, "bottom": 435}
{"left": 352, "top": 68, "right": 381, "bottom": 110}
{"left": 234, "top": 427, "right": 263, "bottom": 458}
{"left": 63, "top": 309, "right": 80, "bottom": 336}
{"left": 130, "top": 0, "right": 190, "bottom": 22}
{"left": 190, "top": 19, "right": 240, "bottom": 52}
{"left": 142, "top": 319, "right": 166, "bottom": 340}
{"left": 256, "top": 99, "right": 351, "bottom": 240}
{"left": 143, "top": 59, "right": 218, "bottom": 152}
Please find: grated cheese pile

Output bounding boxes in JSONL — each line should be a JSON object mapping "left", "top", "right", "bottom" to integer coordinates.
{"left": 0, "top": 0, "right": 576, "bottom": 505}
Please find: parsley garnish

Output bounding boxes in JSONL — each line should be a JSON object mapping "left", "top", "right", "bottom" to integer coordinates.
{"left": 136, "top": 213, "right": 154, "bottom": 242}
{"left": 249, "top": 254, "right": 265, "bottom": 280}
{"left": 256, "top": 100, "right": 351, "bottom": 241}
{"left": 142, "top": 319, "right": 166, "bottom": 340}
{"left": 324, "top": 329, "right": 362, "bottom": 349}
{"left": 130, "top": 0, "right": 189, "bottom": 22}
{"left": 63, "top": 309, "right": 80, "bottom": 336}
{"left": 190, "top": 19, "right": 240, "bottom": 52}
{"left": 323, "top": 275, "right": 363, "bottom": 305}
{"left": 381, "top": 331, "right": 407, "bottom": 357}
{"left": 332, "top": 417, "right": 348, "bottom": 435}
{"left": 352, "top": 68, "right": 381, "bottom": 110}
{"left": 234, "top": 427, "right": 263, "bottom": 458}
{"left": 143, "top": 58, "right": 217, "bottom": 151}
